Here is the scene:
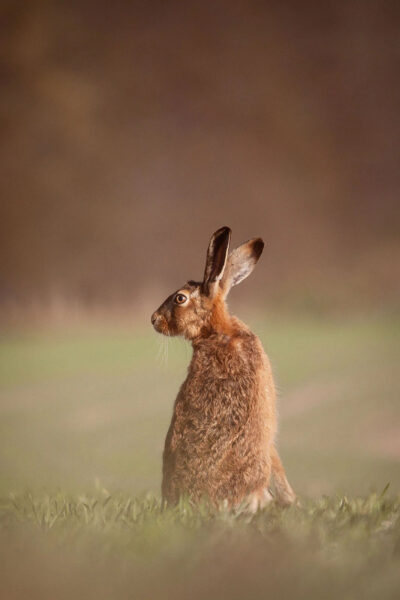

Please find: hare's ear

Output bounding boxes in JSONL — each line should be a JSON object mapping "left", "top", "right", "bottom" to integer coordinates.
{"left": 202, "top": 226, "right": 231, "bottom": 296}
{"left": 220, "top": 237, "right": 264, "bottom": 297}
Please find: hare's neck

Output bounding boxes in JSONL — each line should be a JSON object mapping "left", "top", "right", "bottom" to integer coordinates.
{"left": 191, "top": 317, "right": 247, "bottom": 350}
{"left": 208, "top": 297, "right": 233, "bottom": 336}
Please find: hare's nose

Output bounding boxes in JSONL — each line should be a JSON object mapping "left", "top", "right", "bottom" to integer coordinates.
{"left": 151, "top": 312, "right": 158, "bottom": 325}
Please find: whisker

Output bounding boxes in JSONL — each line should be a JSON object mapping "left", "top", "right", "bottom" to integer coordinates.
{"left": 165, "top": 332, "right": 170, "bottom": 366}
{"left": 156, "top": 335, "right": 165, "bottom": 368}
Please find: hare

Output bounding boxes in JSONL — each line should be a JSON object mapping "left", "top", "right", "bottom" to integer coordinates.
{"left": 151, "top": 226, "right": 295, "bottom": 511}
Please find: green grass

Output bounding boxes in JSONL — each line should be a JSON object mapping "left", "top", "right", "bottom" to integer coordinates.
{"left": 0, "top": 312, "right": 398, "bottom": 495}
{"left": 1, "top": 489, "right": 399, "bottom": 599}
{"left": 0, "top": 311, "right": 399, "bottom": 598}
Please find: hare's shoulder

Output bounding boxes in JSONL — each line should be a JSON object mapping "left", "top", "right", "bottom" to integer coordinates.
{"left": 173, "top": 330, "right": 267, "bottom": 420}
{"left": 191, "top": 327, "right": 265, "bottom": 378}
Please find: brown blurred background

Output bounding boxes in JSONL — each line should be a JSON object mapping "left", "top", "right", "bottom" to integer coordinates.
{"left": 1, "top": 0, "right": 399, "bottom": 319}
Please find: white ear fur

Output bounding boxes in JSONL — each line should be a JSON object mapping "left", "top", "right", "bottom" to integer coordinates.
{"left": 220, "top": 238, "right": 264, "bottom": 296}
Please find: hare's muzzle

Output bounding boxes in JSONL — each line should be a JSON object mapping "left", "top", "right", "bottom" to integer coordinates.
{"left": 152, "top": 311, "right": 171, "bottom": 335}
{"left": 151, "top": 311, "right": 166, "bottom": 334}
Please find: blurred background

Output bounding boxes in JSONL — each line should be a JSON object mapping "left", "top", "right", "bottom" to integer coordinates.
{"left": 0, "top": 1, "right": 399, "bottom": 497}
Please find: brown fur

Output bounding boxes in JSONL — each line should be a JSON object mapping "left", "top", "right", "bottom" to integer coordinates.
{"left": 151, "top": 227, "right": 295, "bottom": 510}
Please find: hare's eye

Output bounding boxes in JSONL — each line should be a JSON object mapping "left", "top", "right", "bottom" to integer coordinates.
{"left": 174, "top": 293, "right": 187, "bottom": 305}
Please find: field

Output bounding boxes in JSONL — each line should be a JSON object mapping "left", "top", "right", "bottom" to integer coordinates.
{"left": 0, "top": 311, "right": 399, "bottom": 598}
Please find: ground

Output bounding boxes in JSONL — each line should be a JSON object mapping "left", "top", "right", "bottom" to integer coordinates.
{"left": 0, "top": 311, "right": 399, "bottom": 598}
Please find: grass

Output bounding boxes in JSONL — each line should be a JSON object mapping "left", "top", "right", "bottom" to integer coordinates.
{"left": 0, "top": 312, "right": 398, "bottom": 496}
{"left": 0, "top": 310, "right": 399, "bottom": 598}
{"left": 1, "top": 489, "right": 399, "bottom": 599}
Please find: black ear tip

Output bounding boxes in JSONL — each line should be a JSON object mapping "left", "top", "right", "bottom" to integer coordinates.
{"left": 253, "top": 238, "right": 264, "bottom": 258}
{"left": 213, "top": 226, "right": 231, "bottom": 238}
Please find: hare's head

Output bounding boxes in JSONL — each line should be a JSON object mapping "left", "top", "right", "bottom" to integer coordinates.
{"left": 151, "top": 227, "right": 264, "bottom": 340}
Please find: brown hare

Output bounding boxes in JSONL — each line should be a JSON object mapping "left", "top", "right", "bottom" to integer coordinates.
{"left": 151, "top": 227, "right": 295, "bottom": 511}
